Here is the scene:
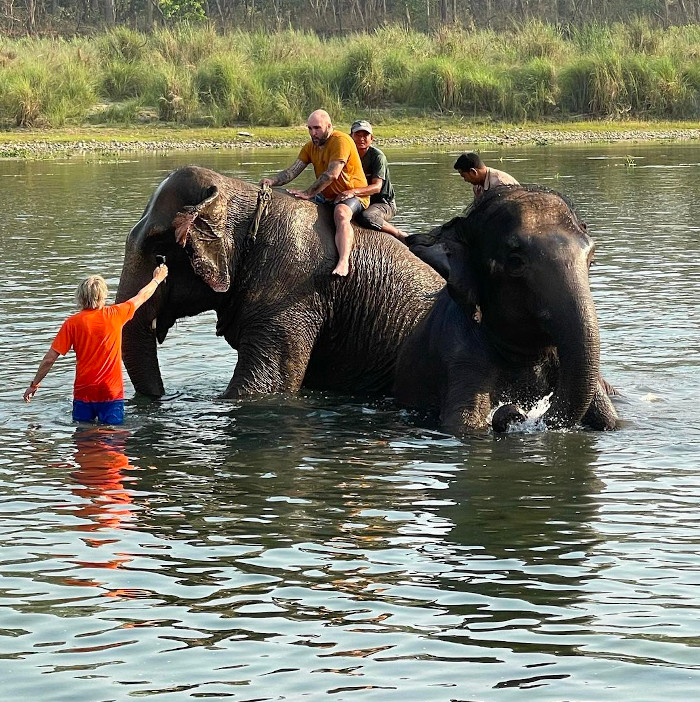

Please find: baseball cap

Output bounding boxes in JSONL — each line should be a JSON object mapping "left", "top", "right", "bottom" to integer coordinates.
{"left": 350, "top": 119, "right": 373, "bottom": 134}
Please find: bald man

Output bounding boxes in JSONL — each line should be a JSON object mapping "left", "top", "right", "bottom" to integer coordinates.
{"left": 259, "top": 109, "right": 369, "bottom": 276}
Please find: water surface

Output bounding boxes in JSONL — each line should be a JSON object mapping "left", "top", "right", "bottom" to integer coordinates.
{"left": 1, "top": 143, "right": 699, "bottom": 701}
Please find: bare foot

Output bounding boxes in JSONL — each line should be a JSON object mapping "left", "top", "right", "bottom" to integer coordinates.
{"left": 332, "top": 260, "right": 350, "bottom": 276}
{"left": 394, "top": 229, "right": 408, "bottom": 240}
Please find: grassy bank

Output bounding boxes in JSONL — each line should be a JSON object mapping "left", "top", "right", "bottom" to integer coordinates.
{"left": 2, "top": 22, "right": 700, "bottom": 131}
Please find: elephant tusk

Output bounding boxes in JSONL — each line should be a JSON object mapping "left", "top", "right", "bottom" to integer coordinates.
{"left": 151, "top": 318, "right": 157, "bottom": 330}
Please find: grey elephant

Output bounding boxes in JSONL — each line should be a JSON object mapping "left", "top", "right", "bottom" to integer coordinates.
{"left": 396, "top": 184, "right": 619, "bottom": 433}
{"left": 115, "top": 165, "right": 444, "bottom": 398}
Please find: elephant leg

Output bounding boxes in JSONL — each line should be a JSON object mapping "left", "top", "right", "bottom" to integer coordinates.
{"left": 581, "top": 380, "right": 619, "bottom": 430}
{"left": 439, "top": 367, "right": 495, "bottom": 432}
{"left": 221, "top": 321, "right": 318, "bottom": 398}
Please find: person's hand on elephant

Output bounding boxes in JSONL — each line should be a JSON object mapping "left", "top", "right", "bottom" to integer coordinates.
{"left": 153, "top": 264, "right": 168, "bottom": 284}
{"left": 334, "top": 190, "right": 355, "bottom": 204}
{"left": 286, "top": 188, "right": 312, "bottom": 200}
{"left": 259, "top": 177, "right": 276, "bottom": 187}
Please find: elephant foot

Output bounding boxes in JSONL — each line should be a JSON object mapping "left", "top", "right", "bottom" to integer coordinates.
{"left": 492, "top": 404, "right": 527, "bottom": 433}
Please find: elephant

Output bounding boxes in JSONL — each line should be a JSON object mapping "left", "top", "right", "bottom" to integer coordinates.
{"left": 395, "top": 184, "right": 619, "bottom": 433}
{"left": 115, "top": 165, "right": 445, "bottom": 399}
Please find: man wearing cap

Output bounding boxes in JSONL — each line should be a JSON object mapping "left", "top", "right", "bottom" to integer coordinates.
{"left": 259, "top": 109, "right": 368, "bottom": 276}
{"left": 335, "top": 120, "right": 406, "bottom": 242}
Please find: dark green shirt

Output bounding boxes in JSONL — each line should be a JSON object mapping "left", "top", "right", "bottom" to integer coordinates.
{"left": 361, "top": 146, "right": 395, "bottom": 205}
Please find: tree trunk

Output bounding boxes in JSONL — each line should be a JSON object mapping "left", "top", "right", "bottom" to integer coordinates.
{"left": 104, "top": 0, "right": 115, "bottom": 26}
{"left": 25, "top": 0, "right": 36, "bottom": 33}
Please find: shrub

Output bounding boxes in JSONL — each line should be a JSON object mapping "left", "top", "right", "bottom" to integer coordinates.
{"left": 100, "top": 59, "right": 156, "bottom": 100}
{"left": 99, "top": 27, "right": 149, "bottom": 63}
{"left": 341, "top": 42, "right": 385, "bottom": 106}
{"left": 503, "top": 58, "right": 558, "bottom": 120}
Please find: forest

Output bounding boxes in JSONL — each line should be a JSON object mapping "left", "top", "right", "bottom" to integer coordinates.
{"left": 7, "top": 0, "right": 700, "bottom": 36}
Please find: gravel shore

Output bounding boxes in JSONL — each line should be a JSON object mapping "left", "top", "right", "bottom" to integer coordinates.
{"left": 2, "top": 126, "right": 700, "bottom": 158}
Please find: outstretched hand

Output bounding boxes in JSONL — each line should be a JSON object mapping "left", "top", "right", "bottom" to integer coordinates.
{"left": 23, "top": 383, "right": 38, "bottom": 402}
{"left": 286, "top": 188, "right": 311, "bottom": 200}
{"left": 153, "top": 264, "right": 168, "bottom": 284}
{"left": 259, "top": 177, "right": 275, "bottom": 187}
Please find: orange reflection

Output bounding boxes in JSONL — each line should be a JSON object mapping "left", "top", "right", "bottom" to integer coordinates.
{"left": 70, "top": 426, "right": 136, "bottom": 535}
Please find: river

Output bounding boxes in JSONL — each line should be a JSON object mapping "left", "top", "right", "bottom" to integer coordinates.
{"left": 1, "top": 143, "right": 699, "bottom": 701}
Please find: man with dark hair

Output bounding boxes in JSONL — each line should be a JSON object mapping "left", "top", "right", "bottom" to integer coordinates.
{"left": 23, "top": 265, "right": 168, "bottom": 424}
{"left": 337, "top": 119, "right": 406, "bottom": 241}
{"left": 454, "top": 151, "right": 519, "bottom": 204}
{"left": 259, "top": 109, "right": 369, "bottom": 276}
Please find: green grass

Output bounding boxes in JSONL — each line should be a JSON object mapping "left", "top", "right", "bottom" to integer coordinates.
{"left": 1, "top": 22, "right": 700, "bottom": 128}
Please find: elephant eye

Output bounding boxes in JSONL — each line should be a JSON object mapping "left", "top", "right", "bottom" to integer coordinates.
{"left": 505, "top": 253, "right": 526, "bottom": 276}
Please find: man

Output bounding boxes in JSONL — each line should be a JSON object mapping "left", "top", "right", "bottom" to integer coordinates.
{"left": 259, "top": 109, "right": 369, "bottom": 276}
{"left": 23, "top": 263, "right": 168, "bottom": 424}
{"left": 337, "top": 119, "right": 406, "bottom": 241}
{"left": 454, "top": 152, "right": 519, "bottom": 205}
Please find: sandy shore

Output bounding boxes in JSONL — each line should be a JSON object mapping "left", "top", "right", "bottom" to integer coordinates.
{"left": 2, "top": 124, "right": 700, "bottom": 158}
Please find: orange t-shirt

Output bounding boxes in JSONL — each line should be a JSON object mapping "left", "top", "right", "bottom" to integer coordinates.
{"left": 298, "top": 130, "right": 369, "bottom": 206}
{"left": 51, "top": 302, "right": 136, "bottom": 403}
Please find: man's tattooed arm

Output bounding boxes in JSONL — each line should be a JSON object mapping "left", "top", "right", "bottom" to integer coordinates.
{"left": 269, "top": 160, "right": 307, "bottom": 186}
{"left": 304, "top": 160, "right": 345, "bottom": 197}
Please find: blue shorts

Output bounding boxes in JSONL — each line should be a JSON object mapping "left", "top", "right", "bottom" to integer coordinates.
{"left": 72, "top": 399, "right": 125, "bottom": 425}
{"left": 312, "top": 193, "right": 365, "bottom": 216}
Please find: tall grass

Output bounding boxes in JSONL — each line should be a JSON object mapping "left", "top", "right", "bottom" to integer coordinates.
{"left": 1, "top": 21, "right": 700, "bottom": 127}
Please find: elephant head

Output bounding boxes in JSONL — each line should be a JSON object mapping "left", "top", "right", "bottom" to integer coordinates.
{"left": 461, "top": 186, "right": 605, "bottom": 428}
{"left": 115, "top": 166, "right": 258, "bottom": 396}
{"left": 414, "top": 185, "right": 615, "bottom": 431}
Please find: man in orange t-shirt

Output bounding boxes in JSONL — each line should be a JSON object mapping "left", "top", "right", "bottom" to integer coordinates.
{"left": 259, "top": 109, "right": 368, "bottom": 277}
{"left": 24, "top": 264, "right": 168, "bottom": 424}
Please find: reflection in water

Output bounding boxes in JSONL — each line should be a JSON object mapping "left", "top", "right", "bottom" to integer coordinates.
{"left": 57, "top": 427, "right": 141, "bottom": 596}
{"left": 433, "top": 433, "right": 603, "bottom": 663}
{"left": 69, "top": 426, "right": 136, "bottom": 534}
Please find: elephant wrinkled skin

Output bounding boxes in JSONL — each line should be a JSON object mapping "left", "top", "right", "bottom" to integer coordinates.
{"left": 397, "top": 185, "right": 619, "bottom": 433}
{"left": 116, "top": 166, "right": 444, "bottom": 399}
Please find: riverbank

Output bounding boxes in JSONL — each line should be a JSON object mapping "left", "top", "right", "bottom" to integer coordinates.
{"left": 3, "top": 121, "right": 700, "bottom": 159}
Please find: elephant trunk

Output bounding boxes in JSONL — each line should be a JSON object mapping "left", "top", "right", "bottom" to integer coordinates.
{"left": 540, "top": 286, "right": 600, "bottom": 429}
{"left": 116, "top": 261, "right": 165, "bottom": 398}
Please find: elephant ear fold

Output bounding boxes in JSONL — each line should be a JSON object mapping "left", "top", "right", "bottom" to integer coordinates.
{"left": 445, "top": 230, "right": 480, "bottom": 319}
{"left": 447, "top": 261, "right": 479, "bottom": 319}
{"left": 173, "top": 184, "right": 233, "bottom": 293}
{"left": 173, "top": 185, "right": 226, "bottom": 245}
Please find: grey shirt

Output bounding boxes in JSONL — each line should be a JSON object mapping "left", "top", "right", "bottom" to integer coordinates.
{"left": 361, "top": 145, "right": 395, "bottom": 205}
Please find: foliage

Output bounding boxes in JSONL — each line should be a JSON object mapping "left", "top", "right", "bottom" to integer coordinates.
{"left": 2, "top": 23, "right": 700, "bottom": 127}
{"left": 158, "top": 0, "right": 206, "bottom": 22}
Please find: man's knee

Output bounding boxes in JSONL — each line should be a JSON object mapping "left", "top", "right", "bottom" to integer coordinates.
{"left": 335, "top": 204, "right": 353, "bottom": 224}
{"left": 358, "top": 210, "right": 385, "bottom": 231}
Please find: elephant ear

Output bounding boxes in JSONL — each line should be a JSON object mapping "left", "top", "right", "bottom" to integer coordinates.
{"left": 173, "top": 184, "right": 232, "bottom": 293}
{"left": 445, "top": 220, "right": 480, "bottom": 319}
{"left": 406, "top": 216, "right": 465, "bottom": 280}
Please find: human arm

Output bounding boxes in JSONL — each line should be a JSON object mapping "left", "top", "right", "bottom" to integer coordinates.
{"left": 335, "top": 175, "right": 383, "bottom": 203}
{"left": 259, "top": 160, "right": 307, "bottom": 187}
{"left": 128, "top": 264, "right": 168, "bottom": 312}
{"left": 288, "top": 159, "right": 346, "bottom": 200}
{"left": 24, "top": 348, "right": 60, "bottom": 402}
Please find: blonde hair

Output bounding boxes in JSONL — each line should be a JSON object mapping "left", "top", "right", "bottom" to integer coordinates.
{"left": 76, "top": 276, "right": 108, "bottom": 310}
